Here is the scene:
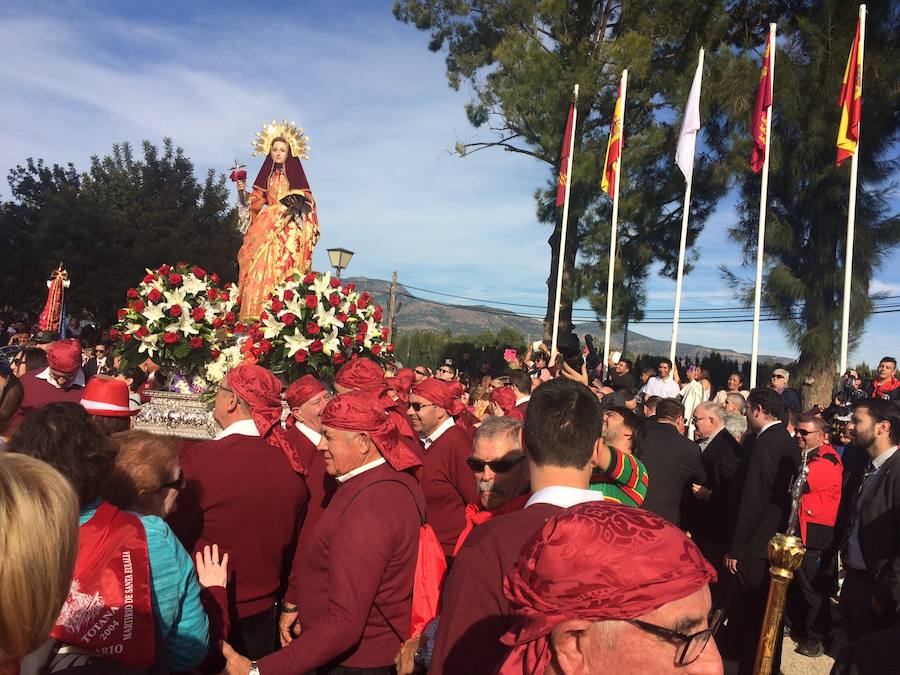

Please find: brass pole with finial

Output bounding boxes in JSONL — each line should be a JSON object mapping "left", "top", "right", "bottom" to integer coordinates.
{"left": 753, "top": 450, "right": 810, "bottom": 674}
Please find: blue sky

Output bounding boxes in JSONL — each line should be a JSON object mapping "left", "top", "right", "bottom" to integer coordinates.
{"left": 1, "top": 1, "right": 897, "bottom": 366}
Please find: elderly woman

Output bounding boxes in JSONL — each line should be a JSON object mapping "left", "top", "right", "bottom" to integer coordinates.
{"left": 8, "top": 403, "right": 213, "bottom": 672}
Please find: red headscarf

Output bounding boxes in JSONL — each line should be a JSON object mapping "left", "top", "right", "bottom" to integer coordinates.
{"left": 386, "top": 367, "right": 416, "bottom": 405}
{"left": 321, "top": 391, "right": 421, "bottom": 472}
{"left": 499, "top": 502, "right": 716, "bottom": 675}
{"left": 227, "top": 365, "right": 308, "bottom": 475}
{"left": 284, "top": 374, "right": 327, "bottom": 429}
{"left": 252, "top": 141, "right": 311, "bottom": 193}
{"left": 335, "top": 357, "right": 385, "bottom": 392}
{"left": 490, "top": 387, "right": 524, "bottom": 421}
{"left": 47, "top": 339, "right": 82, "bottom": 374}
{"left": 412, "top": 379, "right": 465, "bottom": 417}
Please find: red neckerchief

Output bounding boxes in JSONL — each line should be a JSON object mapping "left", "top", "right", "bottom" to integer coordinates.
{"left": 872, "top": 377, "right": 900, "bottom": 397}
{"left": 452, "top": 492, "right": 531, "bottom": 556}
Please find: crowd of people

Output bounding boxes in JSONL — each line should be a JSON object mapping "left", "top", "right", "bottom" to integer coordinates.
{"left": 1, "top": 321, "right": 899, "bottom": 675}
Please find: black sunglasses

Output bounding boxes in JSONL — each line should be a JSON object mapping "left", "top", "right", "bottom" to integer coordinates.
{"left": 465, "top": 454, "right": 526, "bottom": 474}
{"left": 414, "top": 369, "right": 428, "bottom": 376}
{"left": 626, "top": 608, "right": 723, "bottom": 666}
{"left": 159, "top": 469, "right": 185, "bottom": 492}
{"left": 795, "top": 428, "right": 820, "bottom": 437}
{"left": 408, "top": 402, "right": 436, "bottom": 412}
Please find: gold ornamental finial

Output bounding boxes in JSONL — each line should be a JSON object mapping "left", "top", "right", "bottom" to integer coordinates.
{"left": 252, "top": 120, "right": 310, "bottom": 159}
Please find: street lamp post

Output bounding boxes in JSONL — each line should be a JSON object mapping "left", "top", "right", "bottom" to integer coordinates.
{"left": 326, "top": 247, "right": 354, "bottom": 278}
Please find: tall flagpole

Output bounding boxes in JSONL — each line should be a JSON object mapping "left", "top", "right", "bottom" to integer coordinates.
{"left": 551, "top": 84, "right": 579, "bottom": 359}
{"left": 750, "top": 23, "right": 776, "bottom": 389}
{"left": 602, "top": 70, "right": 627, "bottom": 370}
{"left": 839, "top": 5, "right": 866, "bottom": 377}
{"left": 671, "top": 48, "right": 704, "bottom": 363}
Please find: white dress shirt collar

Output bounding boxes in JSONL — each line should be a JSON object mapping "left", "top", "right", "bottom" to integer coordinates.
{"left": 36, "top": 367, "right": 86, "bottom": 390}
{"left": 423, "top": 416, "right": 456, "bottom": 447}
{"left": 215, "top": 418, "right": 261, "bottom": 440}
{"left": 295, "top": 421, "right": 322, "bottom": 446}
{"left": 516, "top": 395, "right": 531, "bottom": 405}
{"left": 336, "top": 457, "right": 387, "bottom": 483}
{"left": 758, "top": 420, "right": 781, "bottom": 437}
{"left": 525, "top": 485, "right": 605, "bottom": 509}
{"left": 872, "top": 446, "right": 899, "bottom": 471}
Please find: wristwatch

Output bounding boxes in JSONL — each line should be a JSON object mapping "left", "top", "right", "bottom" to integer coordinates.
{"left": 249, "top": 661, "right": 260, "bottom": 675}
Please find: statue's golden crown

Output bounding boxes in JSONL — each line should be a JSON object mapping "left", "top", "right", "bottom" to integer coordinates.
{"left": 252, "top": 120, "right": 310, "bottom": 159}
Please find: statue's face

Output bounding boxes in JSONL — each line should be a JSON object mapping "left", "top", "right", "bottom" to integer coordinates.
{"left": 270, "top": 140, "right": 289, "bottom": 164}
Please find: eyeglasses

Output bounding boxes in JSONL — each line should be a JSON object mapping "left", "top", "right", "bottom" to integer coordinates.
{"left": 437, "top": 368, "right": 454, "bottom": 375}
{"left": 218, "top": 384, "right": 234, "bottom": 394}
{"left": 772, "top": 374, "right": 785, "bottom": 379}
{"left": 692, "top": 416, "right": 713, "bottom": 424}
{"left": 159, "top": 469, "right": 185, "bottom": 492}
{"left": 408, "top": 402, "right": 436, "bottom": 412}
{"left": 414, "top": 369, "right": 428, "bottom": 377}
{"left": 626, "top": 607, "right": 723, "bottom": 667}
{"left": 465, "top": 455, "right": 526, "bottom": 474}
{"left": 795, "top": 428, "right": 821, "bottom": 437}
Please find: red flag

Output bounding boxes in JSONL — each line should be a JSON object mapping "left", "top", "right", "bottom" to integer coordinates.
{"left": 601, "top": 81, "right": 625, "bottom": 196}
{"left": 750, "top": 32, "right": 774, "bottom": 173}
{"left": 836, "top": 20, "right": 863, "bottom": 167}
{"left": 555, "top": 102, "right": 575, "bottom": 207}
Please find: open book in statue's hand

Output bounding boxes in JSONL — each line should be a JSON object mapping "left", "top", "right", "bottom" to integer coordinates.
{"left": 280, "top": 193, "right": 312, "bottom": 217}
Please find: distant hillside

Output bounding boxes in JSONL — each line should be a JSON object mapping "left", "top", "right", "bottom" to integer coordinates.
{"left": 346, "top": 276, "right": 790, "bottom": 364}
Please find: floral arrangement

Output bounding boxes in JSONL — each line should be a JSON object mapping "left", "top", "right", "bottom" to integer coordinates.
{"left": 112, "top": 263, "right": 240, "bottom": 383}
{"left": 239, "top": 271, "right": 393, "bottom": 381}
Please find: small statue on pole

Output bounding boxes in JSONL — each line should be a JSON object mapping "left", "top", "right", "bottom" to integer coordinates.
{"left": 38, "top": 263, "right": 71, "bottom": 338}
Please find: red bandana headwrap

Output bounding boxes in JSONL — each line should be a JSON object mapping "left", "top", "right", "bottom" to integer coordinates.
{"left": 227, "top": 365, "right": 307, "bottom": 475}
{"left": 490, "top": 387, "right": 524, "bottom": 421}
{"left": 498, "top": 502, "right": 716, "bottom": 675}
{"left": 321, "top": 391, "right": 421, "bottom": 472}
{"left": 284, "top": 375, "right": 327, "bottom": 429}
{"left": 47, "top": 339, "right": 82, "bottom": 374}
{"left": 334, "top": 357, "right": 385, "bottom": 392}
{"left": 412, "top": 379, "right": 465, "bottom": 417}
{"left": 386, "top": 367, "right": 416, "bottom": 405}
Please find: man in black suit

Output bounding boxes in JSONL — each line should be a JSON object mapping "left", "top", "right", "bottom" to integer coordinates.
{"left": 639, "top": 398, "right": 706, "bottom": 527}
{"left": 724, "top": 388, "right": 800, "bottom": 675}
{"left": 841, "top": 398, "right": 900, "bottom": 643}
{"left": 685, "top": 401, "right": 741, "bottom": 603}
{"left": 82, "top": 341, "right": 114, "bottom": 379}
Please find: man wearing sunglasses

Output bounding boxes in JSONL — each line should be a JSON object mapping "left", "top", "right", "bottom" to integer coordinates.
{"left": 787, "top": 414, "right": 842, "bottom": 657}
{"left": 499, "top": 501, "right": 723, "bottom": 674}
{"left": 10, "top": 338, "right": 86, "bottom": 431}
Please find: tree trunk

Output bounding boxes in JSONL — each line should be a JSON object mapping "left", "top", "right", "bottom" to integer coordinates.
{"left": 542, "top": 208, "right": 579, "bottom": 344}
{"left": 800, "top": 361, "right": 837, "bottom": 410}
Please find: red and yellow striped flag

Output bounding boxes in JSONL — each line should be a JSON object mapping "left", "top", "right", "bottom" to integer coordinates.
{"left": 836, "top": 20, "right": 863, "bottom": 167}
{"left": 601, "top": 81, "right": 625, "bottom": 196}
{"left": 555, "top": 101, "right": 576, "bottom": 206}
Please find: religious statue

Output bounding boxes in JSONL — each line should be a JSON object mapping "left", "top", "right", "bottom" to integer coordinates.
{"left": 233, "top": 120, "right": 320, "bottom": 320}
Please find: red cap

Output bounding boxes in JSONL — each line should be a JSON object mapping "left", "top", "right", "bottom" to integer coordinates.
{"left": 80, "top": 376, "right": 137, "bottom": 417}
{"left": 47, "top": 339, "right": 82, "bottom": 374}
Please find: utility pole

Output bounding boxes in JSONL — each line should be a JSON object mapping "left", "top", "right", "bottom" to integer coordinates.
{"left": 387, "top": 271, "right": 398, "bottom": 341}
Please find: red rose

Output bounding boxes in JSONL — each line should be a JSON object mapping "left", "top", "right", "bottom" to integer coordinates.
{"left": 221, "top": 292, "right": 230, "bottom": 302}
{"left": 143, "top": 274, "right": 155, "bottom": 284}
{"left": 307, "top": 322, "right": 321, "bottom": 335}
{"left": 225, "top": 312, "right": 236, "bottom": 323}
{"left": 117, "top": 309, "right": 128, "bottom": 321}
{"left": 190, "top": 336, "right": 203, "bottom": 349}
{"left": 208, "top": 288, "right": 219, "bottom": 301}
{"left": 249, "top": 324, "right": 262, "bottom": 340}
{"left": 169, "top": 304, "right": 183, "bottom": 318}
{"left": 305, "top": 294, "right": 318, "bottom": 309}
{"left": 210, "top": 273, "right": 221, "bottom": 285}
{"left": 358, "top": 322, "right": 368, "bottom": 335}
{"left": 371, "top": 343, "right": 382, "bottom": 356}
{"left": 383, "top": 328, "right": 391, "bottom": 341}
{"left": 342, "top": 335, "right": 353, "bottom": 347}
{"left": 283, "top": 289, "right": 294, "bottom": 301}
{"left": 303, "top": 273, "right": 317, "bottom": 285}
{"left": 192, "top": 266, "right": 206, "bottom": 278}
{"left": 336, "top": 312, "right": 348, "bottom": 322}
{"left": 122, "top": 332, "right": 133, "bottom": 342}
{"left": 109, "top": 328, "right": 119, "bottom": 340}
{"left": 212, "top": 317, "right": 224, "bottom": 328}
{"left": 136, "top": 326, "right": 150, "bottom": 338}
{"left": 358, "top": 294, "right": 370, "bottom": 309}
{"left": 373, "top": 306, "right": 383, "bottom": 321}
{"left": 348, "top": 303, "right": 357, "bottom": 314}
{"left": 176, "top": 261, "right": 186, "bottom": 268}
{"left": 147, "top": 289, "right": 162, "bottom": 302}
{"left": 127, "top": 288, "right": 138, "bottom": 299}
{"left": 191, "top": 307, "right": 205, "bottom": 321}
{"left": 234, "top": 323, "right": 246, "bottom": 334}
{"left": 210, "top": 348, "right": 221, "bottom": 360}
{"left": 271, "top": 298, "right": 284, "bottom": 313}
{"left": 333, "top": 352, "right": 345, "bottom": 365}
{"left": 259, "top": 310, "right": 268, "bottom": 321}
{"left": 294, "top": 349, "right": 309, "bottom": 363}
{"left": 330, "top": 278, "right": 341, "bottom": 289}
{"left": 159, "top": 264, "right": 171, "bottom": 275}
{"left": 259, "top": 339, "right": 272, "bottom": 354}
{"left": 309, "top": 340, "right": 324, "bottom": 353}
{"left": 282, "top": 312, "right": 296, "bottom": 326}
{"left": 132, "top": 300, "right": 145, "bottom": 313}
{"left": 346, "top": 283, "right": 356, "bottom": 292}
{"left": 356, "top": 333, "right": 366, "bottom": 345}
{"left": 386, "top": 343, "right": 394, "bottom": 353}
{"left": 168, "top": 273, "right": 182, "bottom": 285}
{"left": 163, "top": 332, "right": 179, "bottom": 344}
{"left": 329, "top": 293, "right": 341, "bottom": 307}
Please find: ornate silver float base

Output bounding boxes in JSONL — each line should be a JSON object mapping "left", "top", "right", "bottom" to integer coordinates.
{"left": 134, "top": 390, "right": 220, "bottom": 440}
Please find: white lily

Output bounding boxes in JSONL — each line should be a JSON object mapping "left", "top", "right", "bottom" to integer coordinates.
{"left": 137, "top": 334, "right": 159, "bottom": 357}
{"left": 321, "top": 326, "right": 341, "bottom": 356}
{"left": 261, "top": 313, "right": 286, "bottom": 340}
{"left": 284, "top": 329, "right": 313, "bottom": 358}
{"left": 163, "top": 287, "right": 188, "bottom": 310}
{"left": 312, "top": 272, "right": 333, "bottom": 298}
{"left": 282, "top": 294, "right": 308, "bottom": 320}
{"left": 177, "top": 314, "right": 200, "bottom": 336}
{"left": 180, "top": 273, "right": 207, "bottom": 296}
{"left": 315, "top": 304, "right": 345, "bottom": 332}
{"left": 141, "top": 304, "right": 166, "bottom": 325}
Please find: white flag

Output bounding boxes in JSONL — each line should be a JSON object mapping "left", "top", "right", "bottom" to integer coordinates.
{"left": 675, "top": 48, "right": 704, "bottom": 182}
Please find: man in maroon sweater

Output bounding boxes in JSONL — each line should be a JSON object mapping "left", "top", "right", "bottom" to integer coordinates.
{"left": 170, "top": 365, "right": 308, "bottom": 659}
{"left": 409, "top": 378, "right": 479, "bottom": 556}
{"left": 221, "top": 390, "right": 426, "bottom": 675}
{"left": 428, "top": 379, "right": 614, "bottom": 675}
{"left": 9, "top": 339, "right": 85, "bottom": 430}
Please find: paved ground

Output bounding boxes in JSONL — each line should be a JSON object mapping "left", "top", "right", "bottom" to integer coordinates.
{"left": 780, "top": 635, "right": 835, "bottom": 674}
